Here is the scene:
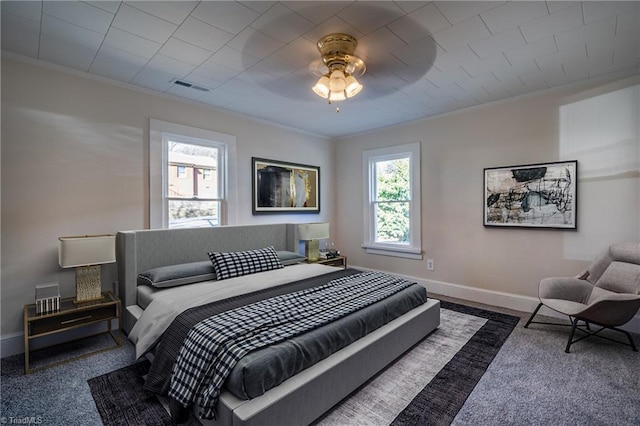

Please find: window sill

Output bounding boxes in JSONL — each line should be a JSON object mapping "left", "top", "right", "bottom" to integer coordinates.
{"left": 361, "top": 244, "right": 423, "bottom": 260}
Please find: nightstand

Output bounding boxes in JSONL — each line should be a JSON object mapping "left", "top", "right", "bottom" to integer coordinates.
{"left": 309, "top": 256, "right": 347, "bottom": 269}
{"left": 23, "top": 291, "right": 121, "bottom": 374}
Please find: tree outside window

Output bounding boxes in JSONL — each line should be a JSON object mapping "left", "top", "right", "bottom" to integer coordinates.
{"left": 374, "top": 158, "right": 410, "bottom": 244}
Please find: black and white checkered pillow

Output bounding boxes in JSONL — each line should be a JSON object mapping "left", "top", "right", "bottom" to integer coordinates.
{"left": 208, "top": 246, "right": 284, "bottom": 280}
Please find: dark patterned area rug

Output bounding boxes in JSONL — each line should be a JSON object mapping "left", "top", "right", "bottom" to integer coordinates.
{"left": 88, "top": 360, "right": 202, "bottom": 426}
{"left": 88, "top": 301, "right": 518, "bottom": 425}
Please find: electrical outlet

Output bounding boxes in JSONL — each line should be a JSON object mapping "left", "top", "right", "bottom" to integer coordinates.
{"left": 427, "top": 259, "right": 434, "bottom": 271}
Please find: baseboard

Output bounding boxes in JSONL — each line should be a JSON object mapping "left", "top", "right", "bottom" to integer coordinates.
{"left": 351, "top": 264, "right": 640, "bottom": 335}
{"left": 1, "top": 332, "right": 24, "bottom": 359}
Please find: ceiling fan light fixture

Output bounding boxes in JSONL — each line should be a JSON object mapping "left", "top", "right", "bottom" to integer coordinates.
{"left": 310, "top": 33, "right": 365, "bottom": 103}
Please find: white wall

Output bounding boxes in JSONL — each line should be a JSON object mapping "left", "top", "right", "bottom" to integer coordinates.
{"left": 560, "top": 84, "right": 640, "bottom": 260}
{"left": 0, "top": 58, "right": 334, "bottom": 343}
{"left": 333, "top": 75, "right": 639, "bottom": 313}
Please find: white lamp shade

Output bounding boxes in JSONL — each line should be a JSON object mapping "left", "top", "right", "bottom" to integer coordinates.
{"left": 58, "top": 235, "right": 116, "bottom": 268}
{"left": 329, "top": 70, "right": 346, "bottom": 92}
{"left": 329, "top": 90, "right": 346, "bottom": 102}
{"left": 312, "top": 68, "right": 364, "bottom": 102}
{"left": 298, "top": 223, "right": 330, "bottom": 240}
{"left": 345, "top": 75, "right": 363, "bottom": 98}
{"left": 312, "top": 76, "right": 330, "bottom": 98}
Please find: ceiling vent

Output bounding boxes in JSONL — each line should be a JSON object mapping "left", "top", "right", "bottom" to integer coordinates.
{"left": 172, "top": 79, "right": 210, "bottom": 92}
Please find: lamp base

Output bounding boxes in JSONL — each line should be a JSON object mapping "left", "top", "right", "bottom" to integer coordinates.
{"left": 305, "top": 240, "right": 320, "bottom": 262}
{"left": 73, "top": 295, "right": 105, "bottom": 304}
{"left": 74, "top": 265, "right": 103, "bottom": 303}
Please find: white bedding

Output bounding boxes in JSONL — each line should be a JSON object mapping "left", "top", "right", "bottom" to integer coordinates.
{"left": 129, "top": 263, "right": 339, "bottom": 358}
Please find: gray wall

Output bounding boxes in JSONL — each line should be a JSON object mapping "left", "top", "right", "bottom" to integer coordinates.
{"left": 1, "top": 58, "right": 334, "bottom": 339}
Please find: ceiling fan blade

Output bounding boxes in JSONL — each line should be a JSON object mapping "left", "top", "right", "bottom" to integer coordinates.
{"left": 309, "top": 59, "right": 329, "bottom": 78}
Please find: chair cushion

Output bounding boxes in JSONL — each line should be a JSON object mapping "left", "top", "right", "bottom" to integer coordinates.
{"left": 540, "top": 298, "right": 588, "bottom": 317}
{"left": 610, "top": 242, "right": 640, "bottom": 265}
{"left": 595, "top": 261, "right": 640, "bottom": 294}
{"left": 538, "top": 277, "right": 593, "bottom": 303}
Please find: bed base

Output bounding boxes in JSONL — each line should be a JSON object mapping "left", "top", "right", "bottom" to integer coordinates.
{"left": 203, "top": 299, "right": 441, "bottom": 426}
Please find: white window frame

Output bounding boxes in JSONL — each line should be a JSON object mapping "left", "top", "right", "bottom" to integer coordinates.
{"left": 149, "top": 119, "right": 237, "bottom": 229}
{"left": 362, "top": 142, "right": 422, "bottom": 259}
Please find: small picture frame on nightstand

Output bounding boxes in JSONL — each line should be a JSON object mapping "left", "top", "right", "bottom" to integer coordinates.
{"left": 35, "top": 282, "right": 60, "bottom": 314}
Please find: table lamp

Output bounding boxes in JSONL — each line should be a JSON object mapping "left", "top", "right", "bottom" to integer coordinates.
{"left": 297, "top": 223, "right": 330, "bottom": 262}
{"left": 58, "top": 234, "right": 115, "bottom": 303}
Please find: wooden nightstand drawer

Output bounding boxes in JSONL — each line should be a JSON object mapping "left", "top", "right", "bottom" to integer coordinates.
{"left": 29, "top": 305, "right": 117, "bottom": 336}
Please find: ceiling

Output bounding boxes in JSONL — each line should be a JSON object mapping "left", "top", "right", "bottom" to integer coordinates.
{"left": 2, "top": 1, "right": 638, "bottom": 138}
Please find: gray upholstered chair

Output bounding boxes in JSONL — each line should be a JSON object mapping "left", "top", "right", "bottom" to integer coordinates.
{"left": 525, "top": 242, "right": 640, "bottom": 353}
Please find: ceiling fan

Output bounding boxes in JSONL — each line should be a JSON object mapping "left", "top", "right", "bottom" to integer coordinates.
{"left": 308, "top": 33, "right": 366, "bottom": 103}
{"left": 240, "top": 3, "right": 436, "bottom": 102}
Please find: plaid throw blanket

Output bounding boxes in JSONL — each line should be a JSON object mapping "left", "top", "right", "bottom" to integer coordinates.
{"left": 168, "top": 271, "right": 416, "bottom": 419}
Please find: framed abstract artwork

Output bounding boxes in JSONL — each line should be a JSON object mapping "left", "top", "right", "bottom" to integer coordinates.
{"left": 484, "top": 160, "right": 577, "bottom": 229}
{"left": 252, "top": 157, "right": 320, "bottom": 214}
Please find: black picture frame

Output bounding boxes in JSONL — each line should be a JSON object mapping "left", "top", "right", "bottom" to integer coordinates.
{"left": 252, "top": 157, "right": 320, "bottom": 214}
{"left": 483, "top": 160, "right": 577, "bottom": 229}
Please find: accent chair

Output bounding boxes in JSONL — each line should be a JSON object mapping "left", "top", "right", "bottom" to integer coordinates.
{"left": 525, "top": 242, "right": 640, "bottom": 353}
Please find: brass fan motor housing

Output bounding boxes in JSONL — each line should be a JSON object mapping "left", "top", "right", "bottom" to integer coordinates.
{"left": 317, "top": 33, "right": 359, "bottom": 71}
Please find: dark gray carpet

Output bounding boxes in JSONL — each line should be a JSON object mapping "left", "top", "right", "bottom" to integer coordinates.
{"left": 0, "top": 333, "right": 136, "bottom": 426}
{"left": 452, "top": 308, "right": 640, "bottom": 426}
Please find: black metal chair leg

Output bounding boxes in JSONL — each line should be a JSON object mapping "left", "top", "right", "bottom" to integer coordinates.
{"left": 526, "top": 304, "right": 638, "bottom": 352}
{"left": 565, "top": 318, "right": 579, "bottom": 353}
{"left": 620, "top": 329, "right": 638, "bottom": 352}
{"left": 525, "top": 303, "right": 543, "bottom": 328}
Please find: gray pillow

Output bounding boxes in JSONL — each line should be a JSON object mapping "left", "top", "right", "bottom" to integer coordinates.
{"left": 596, "top": 261, "right": 640, "bottom": 294}
{"left": 277, "top": 250, "right": 307, "bottom": 266}
{"left": 137, "top": 261, "right": 216, "bottom": 288}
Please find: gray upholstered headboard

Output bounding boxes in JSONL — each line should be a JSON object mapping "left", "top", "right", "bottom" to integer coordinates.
{"left": 116, "top": 223, "right": 299, "bottom": 333}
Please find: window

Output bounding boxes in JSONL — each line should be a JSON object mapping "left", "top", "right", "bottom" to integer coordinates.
{"left": 149, "top": 120, "right": 237, "bottom": 229}
{"left": 362, "top": 143, "right": 421, "bottom": 259}
{"left": 166, "top": 139, "right": 223, "bottom": 228}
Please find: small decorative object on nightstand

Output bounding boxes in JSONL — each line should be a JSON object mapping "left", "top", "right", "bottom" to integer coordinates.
{"left": 23, "top": 291, "right": 121, "bottom": 374}
{"left": 35, "top": 282, "right": 60, "bottom": 314}
{"left": 58, "top": 234, "right": 115, "bottom": 303}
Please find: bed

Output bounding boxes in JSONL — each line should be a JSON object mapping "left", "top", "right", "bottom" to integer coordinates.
{"left": 116, "top": 223, "right": 441, "bottom": 425}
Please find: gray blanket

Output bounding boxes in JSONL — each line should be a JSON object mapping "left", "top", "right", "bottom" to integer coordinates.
{"left": 144, "top": 269, "right": 427, "bottom": 420}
